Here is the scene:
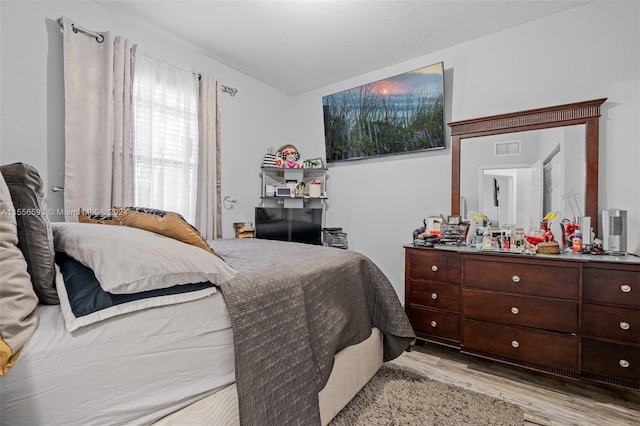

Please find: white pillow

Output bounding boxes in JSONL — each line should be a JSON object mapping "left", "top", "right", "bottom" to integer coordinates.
{"left": 52, "top": 223, "right": 237, "bottom": 294}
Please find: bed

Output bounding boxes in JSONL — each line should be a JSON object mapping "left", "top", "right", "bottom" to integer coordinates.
{"left": 0, "top": 164, "right": 415, "bottom": 426}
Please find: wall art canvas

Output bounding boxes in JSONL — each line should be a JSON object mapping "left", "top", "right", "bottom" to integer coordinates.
{"left": 323, "top": 62, "right": 445, "bottom": 163}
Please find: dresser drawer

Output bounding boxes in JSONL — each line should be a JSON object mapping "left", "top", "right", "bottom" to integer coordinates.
{"left": 582, "top": 303, "right": 640, "bottom": 344}
{"left": 582, "top": 338, "right": 640, "bottom": 383}
{"left": 410, "top": 306, "right": 460, "bottom": 343}
{"left": 409, "top": 280, "right": 460, "bottom": 312}
{"left": 408, "top": 249, "right": 461, "bottom": 284}
{"left": 583, "top": 267, "right": 640, "bottom": 308}
{"left": 462, "top": 319, "right": 578, "bottom": 371}
{"left": 463, "top": 258, "right": 578, "bottom": 299}
{"left": 463, "top": 290, "right": 577, "bottom": 333}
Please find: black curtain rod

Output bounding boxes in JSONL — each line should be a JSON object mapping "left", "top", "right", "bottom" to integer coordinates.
{"left": 196, "top": 74, "right": 238, "bottom": 97}
{"left": 57, "top": 18, "right": 238, "bottom": 97}
{"left": 57, "top": 17, "right": 104, "bottom": 43}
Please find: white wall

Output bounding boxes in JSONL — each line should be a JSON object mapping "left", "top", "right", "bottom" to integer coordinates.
{"left": 2, "top": 1, "right": 638, "bottom": 302}
{"left": 0, "top": 0, "right": 291, "bottom": 235}
{"left": 291, "top": 1, "right": 640, "bottom": 300}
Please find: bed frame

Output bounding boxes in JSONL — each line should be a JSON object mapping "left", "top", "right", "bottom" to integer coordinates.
{"left": 153, "top": 328, "right": 383, "bottom": 425}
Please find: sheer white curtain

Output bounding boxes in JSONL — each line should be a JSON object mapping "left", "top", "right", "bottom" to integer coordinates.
{"left": 62, "top": 17, "right": 136, "bottom": 216}
{"left": 132, "top": 52, "right": 199, "bottom": 223}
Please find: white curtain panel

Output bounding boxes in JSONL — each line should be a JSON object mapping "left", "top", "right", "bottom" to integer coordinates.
{"left": 111, "top": 38, "right": 136, "bottom": 208}
{"left": 61, "top": 17, "right": 135, "bottom": 218}
{"left": 195, "top": 76, "right": 222, "bottom": 240}
{"left": 132, "top": 52, "right": 199, "bottom": 224}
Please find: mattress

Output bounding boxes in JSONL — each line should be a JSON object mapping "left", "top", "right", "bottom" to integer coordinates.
{"left": 0, "top": 293, "right": 234, "bottom": 426}
{"left": 153, "top": 328, "right": 384, "bottom": 426}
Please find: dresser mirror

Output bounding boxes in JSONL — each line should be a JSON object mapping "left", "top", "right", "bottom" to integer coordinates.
{"left": 449, "top": 98, "right": 606, "bottom": 236}
{"left": 459, "top": 125, "right": 585, "bottom": 231}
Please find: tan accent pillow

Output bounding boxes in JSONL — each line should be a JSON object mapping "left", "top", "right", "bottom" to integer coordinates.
{"left": 78, "top": 209, "right": 122, "bottom": 226}
{"left": 0, "top": 173, "right": 39, "bottom": 375}
{"left": 115, "top": 207, "right": 220, "bottom": 257}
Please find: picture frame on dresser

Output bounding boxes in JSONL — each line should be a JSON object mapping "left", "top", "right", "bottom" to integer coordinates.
{"left": 447, "top": 215, "right": 461, "bottom": 225}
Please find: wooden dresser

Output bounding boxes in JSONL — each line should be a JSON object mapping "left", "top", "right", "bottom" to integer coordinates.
{"left": 404, "top": 245, "right": 640, "bottom": 390}
{"left": 581, "top": 262, "right": 640, "bottom": 388}
{"left": 404, "top": 249, "right": 461, "bottom": 348}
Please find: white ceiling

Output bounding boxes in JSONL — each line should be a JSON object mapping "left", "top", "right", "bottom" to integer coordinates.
{"left": 97, "top": 0, "right": 590, "bottom": 95}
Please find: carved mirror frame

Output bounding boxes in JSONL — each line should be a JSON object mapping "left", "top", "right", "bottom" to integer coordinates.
{"left": 449, "top": 98, "right": 606, "bottom": 236}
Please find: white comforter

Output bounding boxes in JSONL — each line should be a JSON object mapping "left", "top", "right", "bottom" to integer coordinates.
{"left": 0, "top": 292, "right": 234, "bottom": 426}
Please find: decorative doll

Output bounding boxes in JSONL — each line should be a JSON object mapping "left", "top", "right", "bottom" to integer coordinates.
{"left": 278, "top": 149, "right": 301, "bottom": 168}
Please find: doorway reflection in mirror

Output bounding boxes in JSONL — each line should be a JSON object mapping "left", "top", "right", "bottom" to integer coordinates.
{"left": 460, "top": 125, "right": 585, "bottom": 230}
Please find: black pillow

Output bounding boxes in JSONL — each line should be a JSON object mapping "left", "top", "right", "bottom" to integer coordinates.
{"left": 55, "top": 252, "right": 213, "bottom": 318}
{"left": 0, "top": 163, "right": 58, "bottom": 304}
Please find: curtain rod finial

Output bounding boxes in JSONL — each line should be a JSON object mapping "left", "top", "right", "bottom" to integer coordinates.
{"left": 221, "top": 85, "right": 238, "bottom": 97}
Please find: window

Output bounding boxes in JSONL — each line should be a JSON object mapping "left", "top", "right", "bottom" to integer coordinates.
{"left": 494, "top": 140, "right": 521, "bottom": 157}
{"left": 132, "top": 52, "right": 199, "bottom": 223}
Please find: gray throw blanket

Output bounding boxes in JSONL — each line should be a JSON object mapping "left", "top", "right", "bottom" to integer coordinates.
{"left": 211, "top": 239, "right": 415, "bottom": 426}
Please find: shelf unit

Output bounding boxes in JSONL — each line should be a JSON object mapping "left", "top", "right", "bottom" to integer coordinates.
{"left": 259, "top": 167, "right": 328, "bottom": 225}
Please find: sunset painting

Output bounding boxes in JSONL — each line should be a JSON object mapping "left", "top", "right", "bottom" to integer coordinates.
{"left": 322, "top": 62, "right": 445, "bottom": 162}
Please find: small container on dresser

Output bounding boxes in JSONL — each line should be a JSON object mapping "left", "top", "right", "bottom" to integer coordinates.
{"left": 582, "top": 263, "right": 640, "bottom": 389}
{"left": 404, "top": 246, "right": 461, "bottom": 348}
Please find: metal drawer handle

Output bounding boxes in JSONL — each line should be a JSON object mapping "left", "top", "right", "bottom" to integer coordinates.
{"left": 430, "top": 320, "right": 437, "bottom": 328}
{"left": 620, "top": 321, "right": 630, "bottom": 330}
{"left": 431, "top": 265, "right": 438, "bottom": 272}
{"left": 511, "top": 340, "right": 520, "bottom": 348}
{"left": 619, "top": 359, "right": 630, "bottom": 368}
{"left": 511, "top": 307, "right": 519, "bottom": 315}
{"left": 431, "top": 293, "right": 438, "bottom": 300}
{"left": 512, "top": 275, "right": 521, "bottom": 283}
{"left": 620, "top": 284, "right": 631, "bottom": 293}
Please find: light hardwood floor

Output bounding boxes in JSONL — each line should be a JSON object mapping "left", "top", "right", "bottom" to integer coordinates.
{"left": 390, "top": 343, "right": 640, "bottom": 426}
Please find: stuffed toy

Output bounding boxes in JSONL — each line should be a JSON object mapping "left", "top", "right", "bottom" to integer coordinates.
{"left": 277, "top": 149, "right": 301, "bottom": 168}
